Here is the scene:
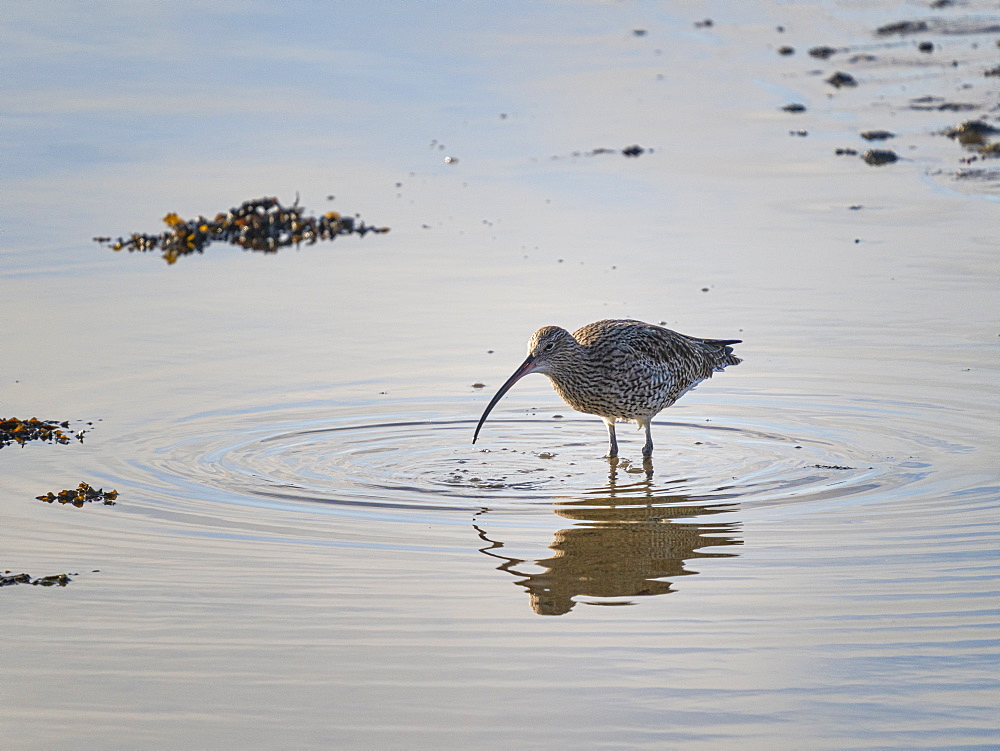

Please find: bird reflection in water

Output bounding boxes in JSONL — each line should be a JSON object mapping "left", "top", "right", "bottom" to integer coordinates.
{"left": 474, "top": 458, "right": 742, "bottom": 615}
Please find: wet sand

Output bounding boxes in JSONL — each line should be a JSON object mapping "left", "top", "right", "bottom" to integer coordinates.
{"left": 2, "top": 1, "right": 998, "bottom": 749}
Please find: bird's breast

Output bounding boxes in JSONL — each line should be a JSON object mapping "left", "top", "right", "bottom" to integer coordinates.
{"left": 546, "top": 357, "right": 679, "bottom": 420}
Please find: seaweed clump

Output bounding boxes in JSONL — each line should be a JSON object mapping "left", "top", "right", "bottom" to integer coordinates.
{"left": 0, "top": 417, "right": 85, "bottom": 449}
{"left": 36, "top": 482, "right": 118, "bottom": 508}
{"left": 1, "top": 571, "right": 73, "bottom": 588}
{"left": 96, "top": 196, "right": 390, "bottom": 264}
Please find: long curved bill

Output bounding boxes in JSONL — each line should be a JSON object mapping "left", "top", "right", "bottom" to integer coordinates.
{"left": 473, "top": 355, "right": 539, "bottom": 444}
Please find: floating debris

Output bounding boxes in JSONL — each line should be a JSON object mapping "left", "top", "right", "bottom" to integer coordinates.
{"left": 878, "top": 17, "right": 1000, "bottom": 36}
{"left": 826, "top": 71, "right": 858, "bottom": 88}
{"left": 96, "top": 196, "right": 389, "bottom": 265}
{"left": 954, "top": 167, "right": 1000, "bottom": 181}
{"left": 862, "top": 149, "right": 899, "bottom": 165}
{"left": 877, "top": 20, "right": 929, "bottom": 36}
{"left": 782, "top": 103, "right": 807, "bottom": 113}
{"left": 835, "top": 148, "right": 859, "bottom": 156}
{"left": 694, "top": 19, "right": 713, "bottom": 28}
{"left": 1, "top": 571, "right": 73, "bottom": 588}
{"left": 809, "top": 45, "right": 839, "bottom": 59}
{"left": 910, "top": 96, "right": 977, "bottom": 112}
{"left": 1, "top": 417, "right": 85, "bottom": 449}
{"left": 777, "top": 46, "right": 795, "bottom": 56}
{"left": 36, "top": 482, "right": 118, "bottom": 508}
{"left": 917, "top": 41, "right": 934, "bottom": 53}
{"left": 860, "top": 130, "right": 895, "bottom": 140}
{"left": 555, "top": 145, "right": 653, "bottom": 160}
{"left": 814, "top": 464, "right": 854, "bottom": 470}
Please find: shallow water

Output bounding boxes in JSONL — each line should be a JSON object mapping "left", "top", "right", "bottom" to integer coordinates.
{"left": 2, "top": 1, "right": 998, "bottom": 748}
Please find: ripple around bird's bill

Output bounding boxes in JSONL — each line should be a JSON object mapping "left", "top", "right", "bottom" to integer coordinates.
{"left": 113, "top": 393, "right": 976, "bottom": 521}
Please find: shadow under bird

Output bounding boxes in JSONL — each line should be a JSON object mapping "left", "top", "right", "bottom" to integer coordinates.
{"left": 473, "top": 319, "right": 742, "bottom": 458}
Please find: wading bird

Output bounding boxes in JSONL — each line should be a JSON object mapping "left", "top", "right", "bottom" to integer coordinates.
{"left": 473, "top": 319, "right": 741, "bottom": 458}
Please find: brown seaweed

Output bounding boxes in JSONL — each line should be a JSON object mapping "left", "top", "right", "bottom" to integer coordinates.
{"left": 36, "top": 482, "right": 118, "bottom": 508}
{"left": 96, "top": 196, "right": 389, "bottom": 264}
{"left": 0, "top": 417, "right": 85, "bottom": 449}
{"left": 1, "top": 571, "right": 73, "bottom": 588}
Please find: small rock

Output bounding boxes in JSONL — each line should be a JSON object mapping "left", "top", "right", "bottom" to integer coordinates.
{"left": 826, "top": 71, "right": 857, "bottom": 88}
{"left": 862, "top": 149, "right": 898, "bottom": 165}
{"left": 809, "top": 45, "right": 838, "bottom": 59}
{"left": 860, "top": 130, "right": 895, "bottom": 140}
{"left": 781, "top": 103, "right": 806, "bottom": 113}
{"left": 946, "top": 119, "right": 1000, "bottom": 146}
{"left": 876, "top": 20, "right": 928, "bottom": 36}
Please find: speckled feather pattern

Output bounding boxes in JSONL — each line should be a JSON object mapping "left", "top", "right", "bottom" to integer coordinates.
{"left": 473, "top": 318, "right": 741, "bottom": 457}
{"left": 531, "top": 319, "right": 741, "bottom": 423}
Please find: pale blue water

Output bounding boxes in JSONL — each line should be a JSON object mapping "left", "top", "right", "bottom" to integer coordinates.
{"left": 2, "top": 1, "right": 998, "bottom": 748}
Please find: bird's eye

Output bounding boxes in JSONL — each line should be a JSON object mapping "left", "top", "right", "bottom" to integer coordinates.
{"left": 543, "top": 342, "right": 555, "bottom": 352}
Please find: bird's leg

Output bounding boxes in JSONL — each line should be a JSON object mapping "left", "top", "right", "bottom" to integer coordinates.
{"left": 604, "top": 418, "right": 618, "bottom": 459}
{"left": 641, "top": 420, "right": 654, "bottom": 458}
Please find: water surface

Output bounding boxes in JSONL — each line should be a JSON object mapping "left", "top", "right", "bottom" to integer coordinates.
{"left": 2, "top": 1, "right": 998, "bottom": 748}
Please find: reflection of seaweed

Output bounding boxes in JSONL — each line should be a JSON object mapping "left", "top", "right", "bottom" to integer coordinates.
{"left": 36, "top": 482, "right": 117, "bottom": 507}
{"left": 1, "top": 571, "right": 73, "bottom": 587}
{"left": 95, "top": 196, "right": 389, "bottom": 264}
{"left": 0, "top": 417, "right": 85, "bottom": 449}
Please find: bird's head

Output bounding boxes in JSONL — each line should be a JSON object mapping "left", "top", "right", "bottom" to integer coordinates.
{"left": 526, "top": 325, "right": 577, "bottom": 374}
{"left": 472, "top": 325, "right": 577, "bottom": 445}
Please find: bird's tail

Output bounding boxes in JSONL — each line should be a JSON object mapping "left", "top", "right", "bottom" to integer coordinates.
{"left": 705, "top": 339, "right": 742, "bottom": 368}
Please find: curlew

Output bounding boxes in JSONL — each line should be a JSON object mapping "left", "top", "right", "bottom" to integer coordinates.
{"left": 473, "top": 319, "right": 741, "bottom": 458}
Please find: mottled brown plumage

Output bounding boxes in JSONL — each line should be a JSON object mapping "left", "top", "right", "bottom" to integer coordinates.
{"left": 473, "top": 319, "right": 741, "bottom": 458}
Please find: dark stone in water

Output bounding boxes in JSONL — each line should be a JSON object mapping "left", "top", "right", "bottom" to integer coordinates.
{"left": 809, "top": 45, "right": 838, "bottom": 59}
{"left": 946, "top": 120, "right": 1000, "bottom": 146}
{"left": 877, "top": 20, "right": 928, "bottom": 36}
{"left": 861, "top": 130, "right": 895, "bottom": 140}
{"left": 826, "top": 71, "right": 857, "bottom": 88}
{"left": 782, "top": 103, "right": 806, "bottom": 113}
{"left": 862, "top": 149, "right": 899, "bottom": 165}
